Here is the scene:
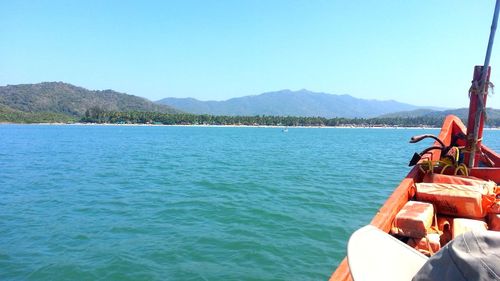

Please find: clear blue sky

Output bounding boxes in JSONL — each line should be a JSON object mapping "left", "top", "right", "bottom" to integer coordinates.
{"left": 1, "top": 0, "right": 500, "bottom": 109}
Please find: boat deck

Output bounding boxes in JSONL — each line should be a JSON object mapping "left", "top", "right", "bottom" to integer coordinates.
{"left": 330, "top": 115, "right": 500, "bottom": 281}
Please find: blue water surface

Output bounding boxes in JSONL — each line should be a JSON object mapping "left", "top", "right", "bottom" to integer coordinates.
{"left": 1, "top": 125, "right": 499, "bottom": 280}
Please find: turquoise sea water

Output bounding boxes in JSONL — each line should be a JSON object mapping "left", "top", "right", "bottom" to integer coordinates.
{"left": 1, "top": 125, "right": 499, "bottom": 280}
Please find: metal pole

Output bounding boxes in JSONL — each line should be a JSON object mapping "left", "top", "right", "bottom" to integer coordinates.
{"left": 468, "top": 0, "right": 500, "bottom": 167}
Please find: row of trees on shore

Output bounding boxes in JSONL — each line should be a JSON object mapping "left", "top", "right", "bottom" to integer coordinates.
{"left": 80, "top": 109, "right": 500, "bottom": 127}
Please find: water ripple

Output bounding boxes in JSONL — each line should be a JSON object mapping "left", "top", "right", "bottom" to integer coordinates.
{"left": 1, "top": 125, "right": 499, "bottom": 280}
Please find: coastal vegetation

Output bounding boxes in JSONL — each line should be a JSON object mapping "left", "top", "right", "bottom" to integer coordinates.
{"left": 79, "top": 109, "right": 500, "bottom": 127}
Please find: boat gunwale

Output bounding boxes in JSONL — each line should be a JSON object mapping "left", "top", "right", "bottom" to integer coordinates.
{"left": 329, "top": 114, "right": 499, "bottom": 281}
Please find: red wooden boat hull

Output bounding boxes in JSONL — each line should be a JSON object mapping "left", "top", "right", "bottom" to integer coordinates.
{"left": 329, "top": 115, "right": 500, "bottom": 281}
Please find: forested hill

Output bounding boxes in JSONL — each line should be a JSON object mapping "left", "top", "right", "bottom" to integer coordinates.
{"left": 156, "top": 89, "right": 426, "bottom": 118}
{"left": 0, "top": 82, "right": 179, "bottom": 117}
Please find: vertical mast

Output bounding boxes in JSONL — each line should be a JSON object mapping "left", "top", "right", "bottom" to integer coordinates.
{"left": 466, "top": 0, "right": 500, "bottom": 167}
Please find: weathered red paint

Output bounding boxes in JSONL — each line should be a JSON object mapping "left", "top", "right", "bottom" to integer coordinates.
{"left": 464, "top": 66, "right": 491, "bottom": 167}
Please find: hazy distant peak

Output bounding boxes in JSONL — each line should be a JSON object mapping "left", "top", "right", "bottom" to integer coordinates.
{"left": 377, "top": 107, "right": 500, "bottom": 119}
{"left": 156, "top": 89, "right": 428, "bottom": 118}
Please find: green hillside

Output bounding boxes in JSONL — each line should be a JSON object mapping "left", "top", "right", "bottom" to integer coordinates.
{"left": 0, "top": 82, "right": 179, "bottom": 123}
{"left": 0, "top": 104, "right": 77, "bottom": 123}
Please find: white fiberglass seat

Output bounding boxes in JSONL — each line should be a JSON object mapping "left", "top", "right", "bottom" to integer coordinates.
{"left": 347, "top": 225, "right": 428, "bottom": 281}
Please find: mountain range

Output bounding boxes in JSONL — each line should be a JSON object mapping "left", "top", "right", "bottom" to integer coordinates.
{"left": 1, "top": 82, "right": 499, "bottom": 123}
{"left": 156, "top": 89, "right": 434, "bottom": 118}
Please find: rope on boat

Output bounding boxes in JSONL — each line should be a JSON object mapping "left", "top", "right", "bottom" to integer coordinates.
{"left": 468, "top": 82, "right": 495, "bottom": 122}
{"left": 417, "top": 159, "right": 469, "bottom": 176}
{"left": 454, "top": 163, "right": 469, "bottom": 176}
{"left": 469, "top": 0, "right": 500, "bottom": 167}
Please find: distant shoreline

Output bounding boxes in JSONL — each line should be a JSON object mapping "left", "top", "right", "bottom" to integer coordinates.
{"left": 0, "top": 121, "right": 445, "bottom": 129}
{"left": 3, "top": 122, "right": 500, "bottom": 130}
